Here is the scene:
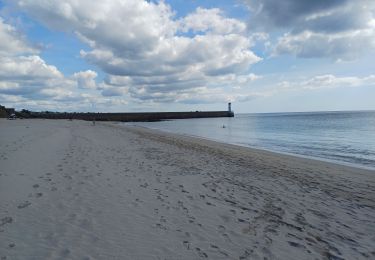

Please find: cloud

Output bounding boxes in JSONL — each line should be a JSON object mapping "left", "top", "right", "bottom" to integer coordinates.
{"left": 0, "top": 20, "right": 67, "bottom": 98}
{"left": 99, "top": 70, "right": 261, "bottom": 104}
{"left": 245, "top": 0, "right": 350, "bottom": 30}
{"left": 14, "top": 0, "right": 261, "bottom": 105}
{"left": 0, "top": 54, "right": 84, "bottom": 100}
{"left": 244, "top": 0, "right": 375, "bottom": 60}
{"left": 0, "top": 17, "right": 106, "bottom": 109}
{"left": 278, "top": 74, "right": 375, "bottom": 90}
{"left": 0, "top": 17, "right": 38, "bottom": 56}
{"left": 0, "top": 55, "right": 63, "bottom": 81}
{"left": 179, "top": 7, "right": 246, "bottom": 34}
{"left": 127, "top": 85, "right": 259, "bottom": 105}
{"left": 73, "top": 70, "right": 97, "bottom": 89}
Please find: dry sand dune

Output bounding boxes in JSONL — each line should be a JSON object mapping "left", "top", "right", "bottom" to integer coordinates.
{"left": 0, "top": 119, "right": 374, "bottom": 259}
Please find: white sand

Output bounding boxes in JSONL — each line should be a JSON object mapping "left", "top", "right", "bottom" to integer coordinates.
{"left": 1, "top": 119, "right": 374, "bottom": 260}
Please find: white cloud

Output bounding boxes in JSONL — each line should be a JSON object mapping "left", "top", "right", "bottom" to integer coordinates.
{"left": 0, "top": 55, "right": 63, "bottom": 80}
{"left": 14, "top": 0, "right": 261, "bottom": 104}
{"left": 0, "top": 17, "right": 105, "bottom": 109}
{"left": 274, "top": 28, "right": 375, "bottom": 60}
{"left": 0, "top": 20, "right": 68, "bottom": 99}
{"left": 244, "top": 0, "right": 375, "bottom": 60}
{"left": 179, "top": 7, "right": 246, "bottom": 34}
{"left": 73, "top": 70, "right": 97, "bottom": 89}
{"left": 0, "top": 54, "right": 81, "bottom": 98}
{"left": 278, "top": 74, "right": 375, "bottom": 91}
{"left": 0, "top": 17, "right": 38, "bottom": 56}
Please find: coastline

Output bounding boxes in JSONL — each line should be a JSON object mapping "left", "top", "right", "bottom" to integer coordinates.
{"left": 123, "top": 122, "right": 375, "bottom": 172}
{"left": 1, "top": 119, "right": 374, "bottom": 259}
{"left": 120, "top": 123, "right": 375, "bottom": 177}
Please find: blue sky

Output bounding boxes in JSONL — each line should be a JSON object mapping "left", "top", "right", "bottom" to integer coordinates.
{"left": 0, "top": 0, "right": 374, "bottom": 113}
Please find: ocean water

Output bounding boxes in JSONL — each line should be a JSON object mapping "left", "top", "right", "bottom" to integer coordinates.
{"left": 129, "top": 111, "right": 375, "bottom": 170}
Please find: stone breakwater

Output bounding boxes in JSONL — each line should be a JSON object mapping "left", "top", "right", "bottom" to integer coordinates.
{"left": 22, "top": 111, "right": 234, "bottom": 122}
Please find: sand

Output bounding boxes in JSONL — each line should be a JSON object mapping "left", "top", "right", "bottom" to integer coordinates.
{"left": 0, "top": 119, "right": 374, "bottom": 260}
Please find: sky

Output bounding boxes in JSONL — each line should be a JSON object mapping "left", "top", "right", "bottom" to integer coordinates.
{"left": 0, "top": 0, "right": 374, "bottom": 113}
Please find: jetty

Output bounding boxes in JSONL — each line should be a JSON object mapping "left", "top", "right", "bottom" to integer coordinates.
{"left": 13, "top": 103, "right": 234, "bottom": 122}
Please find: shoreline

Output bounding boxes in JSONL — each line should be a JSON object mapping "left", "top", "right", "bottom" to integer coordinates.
{"left": 1, "top": 119, "right": 374, "bottom": 259}
{"left": 123, "top": 122, "right": 375, "bottom": 172}
{"left": 118, "top": 123, "right": 375, "bottom": 177}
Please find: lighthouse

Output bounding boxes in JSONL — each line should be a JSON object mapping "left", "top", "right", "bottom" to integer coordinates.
{"left": 228, "top": 102, "right": 232, "bottom": 112}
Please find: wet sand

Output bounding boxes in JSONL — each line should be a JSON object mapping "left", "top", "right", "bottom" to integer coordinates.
{"left": 1, "top": 119, "right": 374, "bottom": 259}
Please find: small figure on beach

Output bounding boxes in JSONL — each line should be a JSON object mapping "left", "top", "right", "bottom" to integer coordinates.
{"left": 92, "top": 119, "right": 96, "bottom": 126}
{"left": 222, "top": 124, "right": 226, "bottom": 128}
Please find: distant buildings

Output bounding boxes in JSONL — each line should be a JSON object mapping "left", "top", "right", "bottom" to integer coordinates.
{"left": 0, "top": 104, "right": 15, "bottom": 118}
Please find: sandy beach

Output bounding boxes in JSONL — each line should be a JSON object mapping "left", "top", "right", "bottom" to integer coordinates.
{"left": 1, "top": 119, "right": 374, "bottom": 260}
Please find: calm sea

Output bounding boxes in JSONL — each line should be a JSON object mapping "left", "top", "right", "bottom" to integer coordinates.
{"left": 129, "top": 111, "right": 375, "bottom": 170}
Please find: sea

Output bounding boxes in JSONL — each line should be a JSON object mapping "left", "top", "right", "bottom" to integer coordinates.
{"left": 129, "top": 111, "right": 375, "bottom": 170}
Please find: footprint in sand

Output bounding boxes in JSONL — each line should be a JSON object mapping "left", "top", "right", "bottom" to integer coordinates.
{"left": 0, "top": 217, "right": 13, "bottom": 227}
{"left": 32, "top": 184, "right": 40, "bottom": 189}
{"left": 218, "top": 225, "right": 231, "bottom": 241}
{"left": 210, "top": 245, "right": 229, "bottom": 257}
{"left": 155, "top": 223, "right": 167, "bottom": 230}
{"left": 287, "top": 241, "right": 305, "bottom": 249}
{"left": 239, "top": 249, "right": 252, "bottom": 259}
{"left": 17, "top": 201, "right": 31, "bottom": 209}
{"left": 183, "top": 240, "right": 190, "bottom": 250}
{"left": 140, "top": 182, "right": 149, "bottom": 188}
{"left": 195, "top": 247, "right": 208, "bottom": 258}
{"left": 218, "top": 225, "right": 226, "bottom": 232}
{"left": 188, "top": 216, "right": 195, "bottom": 223}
